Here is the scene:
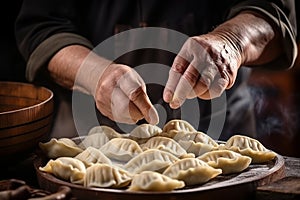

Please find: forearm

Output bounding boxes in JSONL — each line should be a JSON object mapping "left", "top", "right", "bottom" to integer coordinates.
{"left": 211, "top": 11, "right": 282, "bottom": 67}
{"left": 48, "top": 45, "right": 111, "bottom": 96}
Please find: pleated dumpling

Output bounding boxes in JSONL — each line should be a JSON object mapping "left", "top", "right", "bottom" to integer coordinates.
{"left": 99, "top": 138, "right": 143, "bottom": 162}
{"left": 127, "top": 171, "right": 185, "bottom": 191}
{"left": 140, "top": 136, "right": 190, "bottom": 158}
{"left": 84, "top": 163, "right": 132, "bottom": 188}
{"left": 39, "top": 138, "right": 83, "bottom": 159}
{"left": 177, "top": 131, "right": 219, "bottom": 156}
{"left": 197, "top": 150, "right": 252, "bottom": 174}
{"left": 163, "top": 158, "right": 222, "bottom": 186}
{"left": 129, "top": 124, "right": 162, "bottom": 144}
{"left": 221, "top": 135, "right": 277, "bottom": 163}
{"left": 124, "top": 149, "right": 179, "bottom": 174}
{"left": 160, "top": 119, "right": 196, "bottom": 138}
{"left": 79, "top": 126, "right": 121, "bottom": 149}
{"left": 87, "top": 125, "right": 120, "bottom": 136}
{"left": 39, "top": 157, "right": 86, "bottom": 185}
{"left": 74, "top": 146, "right": 112, "bottom": 167}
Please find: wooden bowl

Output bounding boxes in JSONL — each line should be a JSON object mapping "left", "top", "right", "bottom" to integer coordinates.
{"left": 0, "top": 81, "right": 54, "bottom": 159}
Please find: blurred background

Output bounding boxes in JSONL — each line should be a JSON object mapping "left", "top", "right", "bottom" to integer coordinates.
{"left": 247, "top": 1, "right": 300, "bottom": 157}
{"left": 1, "top": 1, "right": 299, "bottom": 157}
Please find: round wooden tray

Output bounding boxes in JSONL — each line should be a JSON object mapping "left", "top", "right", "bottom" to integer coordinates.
{"left": 33, "top": 148, "right": 285, "bottom": 200}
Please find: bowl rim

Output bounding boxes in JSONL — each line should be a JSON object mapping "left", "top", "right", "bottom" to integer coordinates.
{"left": 0, "top": 81, "right": 54, "bottom": 115}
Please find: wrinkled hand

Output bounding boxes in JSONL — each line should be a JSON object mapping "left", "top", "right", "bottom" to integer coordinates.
{"left": 163, "top": 34, "right": 242, "bottom": 109}
{"left": 94, "top": 63, "right": 159, "bottom": 124}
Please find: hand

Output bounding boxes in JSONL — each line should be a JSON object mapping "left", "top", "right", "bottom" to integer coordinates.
{"left": 94, "top": 63, "right": 159, "bottom": 124}
{"left": 163, "top": 33, "right": 242, "bottom": 109}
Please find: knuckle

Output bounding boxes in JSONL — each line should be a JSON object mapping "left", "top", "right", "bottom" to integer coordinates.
{"left": 200, "top": 74, "right": 212, "bottom": 87}
{"left": 183, "top": 69, "right": 198, "bottom": 84}
{"left": 129, "top": 87, "right": 144, "bottom": 102}
{"left": 172, "top": 62, "right": 187, "bottom": 74}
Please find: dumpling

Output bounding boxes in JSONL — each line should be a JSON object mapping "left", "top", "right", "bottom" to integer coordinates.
{"left": 99, "top": 138, "right": 143, "bottom": 162}
{"left": 177, "top": 132, "right": 219, "bottom": 156}
{"left": 39, "top": 157, "right": 86, "bottom": 185}
{"left": 79, "top": 126, "right": 121, "bottom": 149}
{"left": 197, "top": 150, "right": 252, "bottom": 174}
{"left": 39, "top": 138, "right": 83, "bottom": 159}
{"left": 84, "top": 163, "right": 132, "bottom": 188}
{"left": 221, "top": 135, "right": 277, "bottom": 163}
{"left": 175, "top": 130, "right": 217, "bottom": 144}
{"left": 124, "top": 149, "right": 179, "bottom": 174}
{"left": 140, "top": 136, "right": 189, "bottom": 158}
{"left": 160, "top": 119, "right": 196, "bottom": 138}
{"left": 87, "top": 125, "right": 121, "bottom": 137}
{"left": 129, "top": 124, "right": 162, "bottom": 144}
{"left": 163, "top": 158, "right": 222, "bottom": 186}
{"left": 74, "top": 146, "right": 112, "bottom": 167}
{"left": 78, "top": 133, "right": 109, "bottom": 149}
{"left": 127, "top": 171, "right": 185, "bottom": 191}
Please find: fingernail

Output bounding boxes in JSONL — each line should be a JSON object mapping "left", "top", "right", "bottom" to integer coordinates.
{"left": 148, "top": 107, "right": 159, "bottom": 125}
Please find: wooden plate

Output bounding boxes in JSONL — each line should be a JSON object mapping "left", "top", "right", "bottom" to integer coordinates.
{"left": 33, "top": 141, "right": 285, "bottom": 200}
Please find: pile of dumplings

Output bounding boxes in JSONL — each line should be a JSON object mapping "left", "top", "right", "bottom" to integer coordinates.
{"left": 39, "top": 119, "right": 277, "bottom": 192}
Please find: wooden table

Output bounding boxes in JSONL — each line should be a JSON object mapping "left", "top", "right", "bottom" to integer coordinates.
{"left": 256, "top": 156, "right": 300, "bottom": 200}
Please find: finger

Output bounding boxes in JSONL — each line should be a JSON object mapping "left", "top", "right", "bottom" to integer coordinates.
{"left": 163, "top": 55, "right": 189, "bottom": 103}
{"left": 198, "top": 76, "right": 229, "bottom": 100}
{"left": 129, "top": 87, "right": 159, "bottom": 125}
{"left": 95, "top": 101, "right": 113, "bottom": 119}
{"left": 190, "top": 60, "right": 232, "bottom": 100}
{"left": 119, "top": 70, "right": 159, "bottom": 125}
{"left": 95, "top": 90, "right": 114, "bottom": 120}
{"left": 190, "top": 61, "right": 219, "bottom": 97}
{"left": 169, "top": 63, "right": 200, "bottom": 109}
{"left": 187, "top": 80, "right": 207, "bottom": 99}
{"left": 111, "top": 87, "right": 144, "bottom": 124}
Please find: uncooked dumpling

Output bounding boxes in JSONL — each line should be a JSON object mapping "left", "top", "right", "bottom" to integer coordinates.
{"left": 197, "top": 150, "right": 252, "bottom": 174}
{"left": 78, "top": 133, "right": 109, "bottom": 149}
{"left": 39, "top": 138, "right": 83, "bottom": 159}
{"left": 79, "top": 126, "right": 121, "bottom": 149}
{"left": 221, "top": 135, "right": 277, "bottom": 163}
{"left": 74, "top": 146, "right": 112, "bottom": 167}
{"left": 87, "top": 125, "right": 120, "bottom": 137}
{"left": 124, "top": 149, "right": 179, "bottom": 174}
{"left": 161, "top": 119, "right": 196, "bottom": 138}
{"left": 39, "top": 157, "right": 86, "bottom": 185}
{"left": 129, "top": 124, "right": 162, "bottom": 144}
{"left": 163, "top": 157, "right": 222, "bottom": 186}
{"left": 84, "top": 163, "right": 132, "bottom": 188}
{"left": 177, "top": 132, "right": 219, "bottom": 156}
{"left": 140, "top": 136, "right": 189, "bottom": 158}
{"left": 99, "top": 138, "right": 143, "bottom": 162}
{"left": 127, "top": 171, "right": 185, "bottom": 191}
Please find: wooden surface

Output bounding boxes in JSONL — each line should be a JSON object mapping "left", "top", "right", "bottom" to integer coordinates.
{"left": 34, "top": 151, "right": 285, "bottom": 200}
{"left": 256, "top": 156, "right": 300, "bottom": 200}
{"left": 0, "top": 81, "right": 54, "bottom": 158}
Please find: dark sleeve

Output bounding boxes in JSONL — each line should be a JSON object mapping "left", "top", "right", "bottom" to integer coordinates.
{"left": 226, "top": 0, "right": 298, "bottom": 70}
{"left": 15, "top": 0, "right": 93, "bottom": 82}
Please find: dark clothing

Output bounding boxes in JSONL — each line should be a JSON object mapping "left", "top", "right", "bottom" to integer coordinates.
{"left": 15, "top": 0, "right": 297, "bottom": 140}
{"left": 0, "top": 0, "right": 26, "bottom": 82}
